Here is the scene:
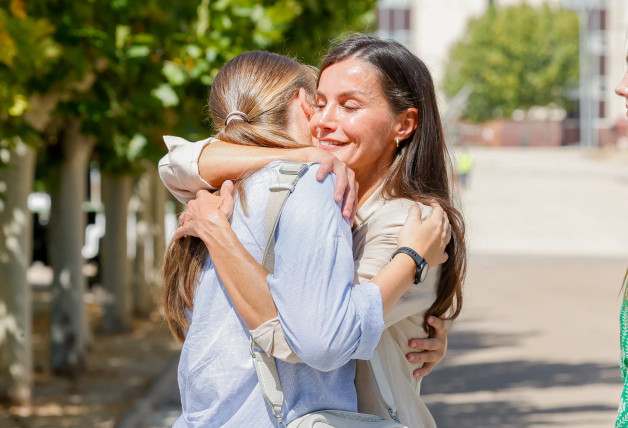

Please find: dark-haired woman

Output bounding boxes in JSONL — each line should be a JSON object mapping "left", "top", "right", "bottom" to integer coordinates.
{"left": 162, "top": 36, "right": 466, "bottom": 427}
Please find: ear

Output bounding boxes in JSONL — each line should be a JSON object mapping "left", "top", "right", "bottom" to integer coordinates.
{"left": 394, "top": 107, "right": 418, "bottom": 141}
{"left": 297, "top": 88, "right": 314, "bottom": 121}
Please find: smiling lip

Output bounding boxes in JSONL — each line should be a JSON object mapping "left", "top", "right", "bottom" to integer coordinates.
{"left": 319, "top": 140, "right": 349, "bottom": 149}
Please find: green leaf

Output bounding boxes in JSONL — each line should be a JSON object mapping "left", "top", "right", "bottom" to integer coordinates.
{"left": 162, "top": 61, "right": 186, "bottom": 86}
{"left": 151, "top": 83, "right": 179, "bottom": 107}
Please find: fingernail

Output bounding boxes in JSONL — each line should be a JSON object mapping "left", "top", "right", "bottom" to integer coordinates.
{"left": 428, "top": 316, "right": 435, "bottom": 323}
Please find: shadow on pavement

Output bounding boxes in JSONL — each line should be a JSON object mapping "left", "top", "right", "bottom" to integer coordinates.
{"left": 425, "top": 401, "right": 618, "bottom": 428}
{"left": 422, "top": 329, "right": 620, "bottom": 427}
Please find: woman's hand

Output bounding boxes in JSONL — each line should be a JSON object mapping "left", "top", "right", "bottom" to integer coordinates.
{"left": 302, "top": 147, "right": 358, "bottom": 224}
{"left": 174, "top": 180, "right": 235, "bottom": 241}
{"left": 407, "top": 316, "right": 448, "bottom": 378}
{"left": 396, "top": 202, "right": 451, "bottom": 266}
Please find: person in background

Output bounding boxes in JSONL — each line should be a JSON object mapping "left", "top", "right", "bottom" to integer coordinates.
{"left": 614, "top": 52, "right": 628, "bottom": 428}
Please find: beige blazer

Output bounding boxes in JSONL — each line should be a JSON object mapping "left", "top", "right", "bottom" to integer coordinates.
{"left": 158, "top": 136, "right": 439, "bottom": 427}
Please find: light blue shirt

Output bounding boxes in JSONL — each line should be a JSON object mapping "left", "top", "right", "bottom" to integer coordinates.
{"left": 173, "top": 162, "right": 385, "bottom": 427}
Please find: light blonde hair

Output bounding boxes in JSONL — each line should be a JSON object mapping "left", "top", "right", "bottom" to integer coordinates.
{"left": 162, "top": 51, "right": 316, "bottom": 343}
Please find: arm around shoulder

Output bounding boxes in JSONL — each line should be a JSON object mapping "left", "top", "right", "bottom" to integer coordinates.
{"left": 266, "top": 165, "right": 384, "bottom": 371}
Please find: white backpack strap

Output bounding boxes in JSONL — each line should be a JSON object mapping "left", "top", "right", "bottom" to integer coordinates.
{"left": 370, "top": 350, "right": 401, "bottom": 423}
{"left": 262, "top": 162, "right": 311, "bottom": 273}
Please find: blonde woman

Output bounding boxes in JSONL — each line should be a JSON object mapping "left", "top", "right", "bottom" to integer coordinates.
{"left": 162, "top": 50, "right": 450, "bottom": 427}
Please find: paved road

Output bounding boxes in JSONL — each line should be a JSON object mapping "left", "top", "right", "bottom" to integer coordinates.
{"left": 422, "top": 147, "right": 628, "bottom": 427}
{"left": 121, "top": 147, "right": 628, "bottom": 428}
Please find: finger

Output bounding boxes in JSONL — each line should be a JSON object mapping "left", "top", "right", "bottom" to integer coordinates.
{"left": 341, "top": 170, "right": 357, "bottom": 219}
{"left": 349, "top": 188, "right": 359, "bottom": 226}
{"left": 413, "top": 361, "right": 436, "bottom": 378}
{"left": 333, "top": 163, "right": 349, "bottom": 203}
{"left": 196, "top": 189, "right": 209, "bottom": 199}
{"left": 317, "top": 156, "right": 334, "bottom": 181}
{"left": 220, "top": 180, "right": 235, "bottom": 197}
{"left": 173, "top": 226, "right": 187, "bottom": 240}
{"left": 427, "top": 315, "right": 447, "bottom": 335}
{"left": 179, "top": 211, "right": 188, "bottom": 225}
{"left": 219, "top": 180, "right": 235, "bottom": 219}
{"left": 409, "top": 337, "right": 441, "bottom": 352}
{"left": 406, "top": 350, "right": 440, "bottom": 364}
{"left": 429, "top": 203, "right": 445, "bottom": 222}
{"left": 406, "top": 203, "right": 422, "bottom": 222}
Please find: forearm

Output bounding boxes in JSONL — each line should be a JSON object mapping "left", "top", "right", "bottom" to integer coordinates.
{"left": 371, "top": 254, "right": 416, "bottom": 317}
{"left": 196, "top": 214, "right": 277, "bottom": 329}
{"left": 199, "top": 141, "right": 310, "bottom": 187}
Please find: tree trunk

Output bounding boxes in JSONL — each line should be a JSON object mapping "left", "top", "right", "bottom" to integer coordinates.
{"left": 101, "top": 173, "right": 133, "bottom": 332}
{"left": 130, "top": 171, "right": 153, "bottom": 316}
{"left": 150, "top": 166, "right": 166, "bottom": 283}
{"left": 49, "top": 120, "right": 94, "bottom": 376}
{"left": 0, "top": 140, "right": 35, "bottom": 406}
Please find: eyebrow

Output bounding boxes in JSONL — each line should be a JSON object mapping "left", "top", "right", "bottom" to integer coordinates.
{"left": 316, "top": 89, "right": 367, "bottom": 98}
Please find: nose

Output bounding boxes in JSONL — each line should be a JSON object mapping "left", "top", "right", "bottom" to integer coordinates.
{"left": 615, "top": 73, "right": 628, "bottom": 98}
{"left": 316, "top": 103, "right": 337, "bottom": 132}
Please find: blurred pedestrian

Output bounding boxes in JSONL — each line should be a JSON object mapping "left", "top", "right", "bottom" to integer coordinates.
{"left": 455, "top": 147, "right": 473, "bottom": 190}
{"left": 613, "top": 57, "right": 628, "bottom": 427}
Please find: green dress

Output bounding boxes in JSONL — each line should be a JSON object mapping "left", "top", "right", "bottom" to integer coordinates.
{"left": 617, "top": 299, "right": 628, "bottom": 427}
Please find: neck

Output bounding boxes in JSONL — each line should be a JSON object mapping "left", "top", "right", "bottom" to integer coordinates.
{"left": 355, "top": 168, "right": 387, "bottom": 209}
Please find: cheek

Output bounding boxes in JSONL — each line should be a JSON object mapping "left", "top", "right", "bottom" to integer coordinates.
{"left": 309, "top": 112, "right": 319, "bottom": 135}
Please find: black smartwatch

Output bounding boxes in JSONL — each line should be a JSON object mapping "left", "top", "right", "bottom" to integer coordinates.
{"left": 391, "top": 247, "right": 429, "bottom": 285}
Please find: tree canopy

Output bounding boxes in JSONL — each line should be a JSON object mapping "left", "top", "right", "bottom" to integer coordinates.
{"left": 442, "top": 4, "right": 579, "bottom": 123}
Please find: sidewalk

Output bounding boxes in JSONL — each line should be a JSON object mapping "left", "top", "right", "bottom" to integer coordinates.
{"left": 118, "top": 146, "right": 628, "bottom": 427}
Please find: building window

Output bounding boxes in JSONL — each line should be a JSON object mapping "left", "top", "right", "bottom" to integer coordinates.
{"left": 376, "top": 6, "right": 411, "bottom": 46}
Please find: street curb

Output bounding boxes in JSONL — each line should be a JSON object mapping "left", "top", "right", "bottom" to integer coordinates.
{"left": 116, "top": 355, "right": 180, "bottom": 428}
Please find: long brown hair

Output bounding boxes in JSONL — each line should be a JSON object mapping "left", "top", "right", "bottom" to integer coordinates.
{"left": 320, "top": 36, "right": 467, "bottom": 335}
{"left": 162, "top": 51, "right": 317, "bottom": 343}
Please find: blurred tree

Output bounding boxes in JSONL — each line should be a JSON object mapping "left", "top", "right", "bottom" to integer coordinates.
{"left": 442, "top": 4, "right": 579, "bottom": 123}
{"left": 271, "top": 0, "right": 376, "bottom": 65}
{"left": 0, "top": 1, "right": 60, "bottom": 405}
{"left": 0, "top": 0, "right": 377, "bottom": 387}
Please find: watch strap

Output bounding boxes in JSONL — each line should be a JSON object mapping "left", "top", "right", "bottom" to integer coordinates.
{"left": 391, "top": 247, "right": 427, "bottom": 285}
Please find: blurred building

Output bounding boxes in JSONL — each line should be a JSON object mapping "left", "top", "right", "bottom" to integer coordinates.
{"left": 377, "top": 0, "right": 628, "bottom": 147}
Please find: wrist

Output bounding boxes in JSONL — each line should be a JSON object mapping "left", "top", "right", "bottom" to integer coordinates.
{"left": 199, "top": 213, "right": 232, "bottom": 250}
{"left": 392, "top": 247, "right": 429, "bottom": 284}
{"left": 389, "top": 253, "right": 417, "bottom": 283}
{"left": 296, "top": 146, "right": 317, "bottom": 163}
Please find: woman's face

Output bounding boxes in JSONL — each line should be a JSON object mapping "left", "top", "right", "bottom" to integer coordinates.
{"left": 309, "top": 58, "right": 399, "bottom": 179}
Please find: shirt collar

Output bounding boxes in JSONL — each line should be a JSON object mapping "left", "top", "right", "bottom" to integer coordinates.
{"left": 354, "top": 182, "right": 386, "bottom": 229}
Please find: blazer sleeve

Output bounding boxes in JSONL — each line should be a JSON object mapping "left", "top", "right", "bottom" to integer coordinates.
{"left": 355, "top": 200, "right": 437, "bottom": 328}
{"left": 158, "top": 135, "right": 217, "bottom": 203}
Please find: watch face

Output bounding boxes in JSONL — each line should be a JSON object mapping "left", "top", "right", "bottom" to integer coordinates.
{"left": 419, "top": 262, "right": 429, "bottom": 283}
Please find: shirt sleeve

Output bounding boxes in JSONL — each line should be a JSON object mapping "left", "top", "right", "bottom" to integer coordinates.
{"left": 250, "top": 316, "right": 303, "bottom": 363}
{"left": 266, "top": 165, "right": 385, "bottom": 372}
{"left": 158, "top": 135, "right": 218, "bottom": 203}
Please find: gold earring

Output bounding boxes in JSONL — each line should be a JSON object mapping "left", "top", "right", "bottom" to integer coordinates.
{"left": 395, "top": 137, "right": 400, "bottom": 148}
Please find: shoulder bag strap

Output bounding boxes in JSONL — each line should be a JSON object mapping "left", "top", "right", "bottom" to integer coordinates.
{"left": 252, "top": 162, "right": 310, "bottom": 427}
{"left": 252, "top": 162, "right": 400, "bottom": 425}
{"left": 369, "top": 350, "right": 401, "bottom": 423}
